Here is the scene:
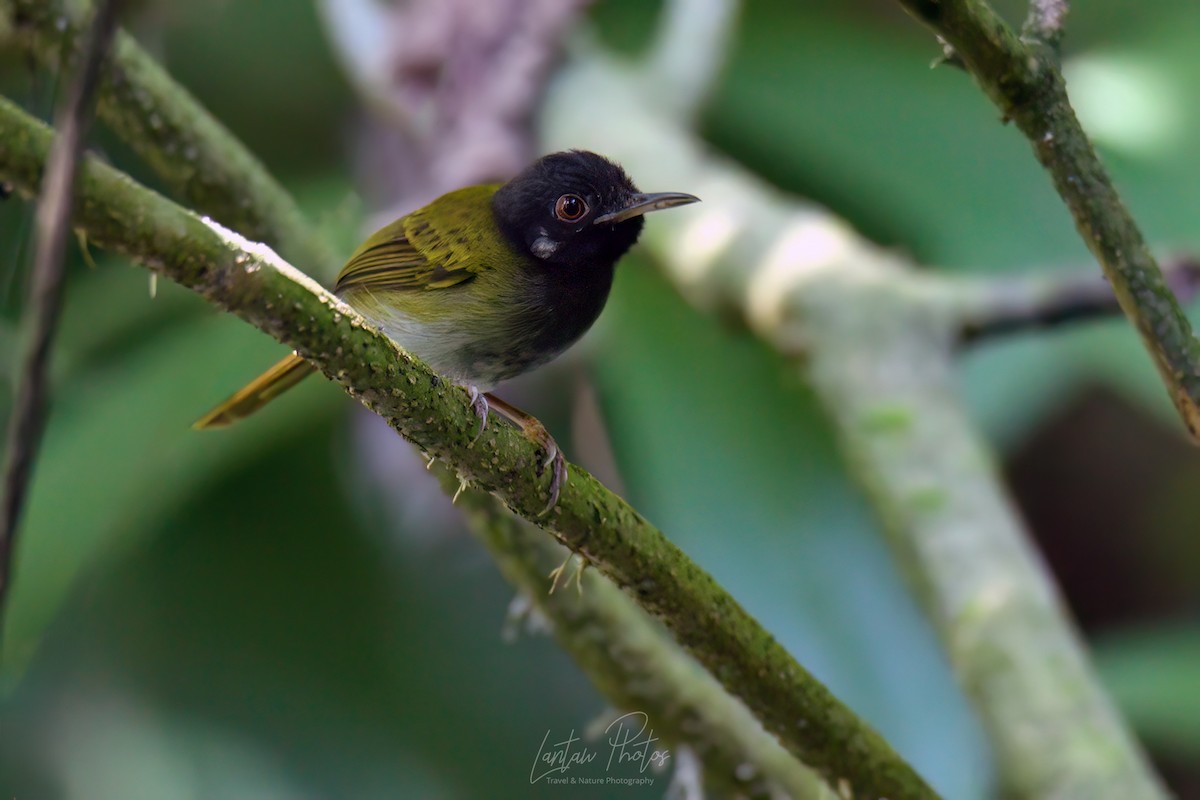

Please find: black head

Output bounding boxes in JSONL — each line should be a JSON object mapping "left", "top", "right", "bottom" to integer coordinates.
{"left": 491, "top": 150, "right": 698, "bottom": 270}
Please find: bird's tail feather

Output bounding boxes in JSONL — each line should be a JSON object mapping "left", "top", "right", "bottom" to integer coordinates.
{"left": 193, "top": 352, "right": 314, "bottom": 430}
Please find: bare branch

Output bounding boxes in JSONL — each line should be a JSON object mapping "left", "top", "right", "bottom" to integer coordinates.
{"left": 454, "top": 484, "right": 833, "bottom": 799}
{"left": 959, "top": 256, "right": 1200, "bottom": 343}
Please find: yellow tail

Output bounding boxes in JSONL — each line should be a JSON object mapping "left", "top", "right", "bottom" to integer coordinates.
{"left": 193, "top": 353, "right": 315, "bottom": 430}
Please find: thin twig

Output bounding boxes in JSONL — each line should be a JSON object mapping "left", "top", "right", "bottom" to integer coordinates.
{"left": 895, "top": 0, "right": 1200, "bottom": 445}
{"left": 0, "top": 97, "right": 940, "bottom": 800}
{"left": 0, "top": 1, "right": 121, "bottom": 619}
{"left": 960, "top": 256, "right": 1200, "bottom": 343}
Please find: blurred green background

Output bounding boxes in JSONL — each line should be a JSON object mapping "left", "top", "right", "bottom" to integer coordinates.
{"left": 1, "top": 0, "right": 1198, "bottom": 797}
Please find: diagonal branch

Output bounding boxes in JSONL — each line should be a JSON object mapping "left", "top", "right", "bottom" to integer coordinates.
{"left": 0, "top": 0, "right": 121, "bottom": 620}
{"left": 453, "top": 484, "right": 830, "bottom": 799}
{"left": 0, "top": 0, "right": 341, "bottom": 277}
{"left": 0, "top": 96, "right": 938, "bottom": 800}
{"left": 894, "top": 0, "right": 1200, "bottom": 444}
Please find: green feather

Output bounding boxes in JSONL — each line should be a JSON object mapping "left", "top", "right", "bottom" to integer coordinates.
{"left": 333, "top": 183, "right": 507, "bottom": 294}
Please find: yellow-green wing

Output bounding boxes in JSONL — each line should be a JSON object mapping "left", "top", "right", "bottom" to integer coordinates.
{"left": 333, "top": 219, "right": 466, "bottom": 293}
{"left": 333, "top": 184, "right": 503, "bottom": 294}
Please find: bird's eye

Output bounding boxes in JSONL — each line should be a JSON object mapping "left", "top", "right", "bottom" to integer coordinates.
{"left": 554, "top": 194, "right": 588, "bottom": 222}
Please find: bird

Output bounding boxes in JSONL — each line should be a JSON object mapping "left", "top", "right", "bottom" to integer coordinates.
{"left": 194, "top": 150, "right": 699, "bottom": 511}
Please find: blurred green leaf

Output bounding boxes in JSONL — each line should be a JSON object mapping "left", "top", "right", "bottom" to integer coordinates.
{"left": 56, "top": 258, "right": 204, "bottom": 373}
{"left": 156, "top": 0, "right": 351, "bottom": 177}
{"left": 3, "top": 414, "right": 662, "bottom": 798}
{"left": 1, "top": 267, "right": 340, "bottom": 683}
{"left": 1095, "top": 624, "right": 1200, "bottom": 759}
{"left": 703, "top": 2, "right": 1080, "bottom": 270}
{"left": 1, "top": 162, "right": 362, "bottom": 683}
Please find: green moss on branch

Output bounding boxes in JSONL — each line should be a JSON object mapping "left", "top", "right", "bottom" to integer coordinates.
{"left": 455, "top": 486, "right": 831, "bottom": 799}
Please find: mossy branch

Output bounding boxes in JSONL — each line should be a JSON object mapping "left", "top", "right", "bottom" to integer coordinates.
{"left": 895, "top": 0, "right": 1200, "bottom": 443}
{"left": 0, "top": 95, "right": 937, "bottom": 800}
{"left": 1, "top": 0, "right": 341, "bottom": 276}
{"left": 540, "top": 51, "right": 1167, "bottom": 799}
{"left": 452, "top": 485, "right": 831, "bottom": 799}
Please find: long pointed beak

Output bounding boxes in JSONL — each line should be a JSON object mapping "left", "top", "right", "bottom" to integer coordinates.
{"left": 593, "top": 191, "right": 700, "bottom": 226}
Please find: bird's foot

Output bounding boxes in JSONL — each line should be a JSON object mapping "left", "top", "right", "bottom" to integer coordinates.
{"left": 528, "top": 425, "right": 568, "bottom": 517}
{"left": 483, "top": 392, "right": 568, "bottom": 514}
{"left": 466, "top": 385, "right": 489, "bottom": 443}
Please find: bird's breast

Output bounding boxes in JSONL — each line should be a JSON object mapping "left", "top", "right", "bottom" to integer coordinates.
{"left": 349, "top": 261, "right": 615, "bottom": 389}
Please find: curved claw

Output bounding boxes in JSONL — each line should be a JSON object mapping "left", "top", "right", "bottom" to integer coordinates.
{"left": 538, "top": 443, "right": 568, "bottom": 517}
{"left": 522, "top": 424, "right": 568, "bottom": 515}
{"left": 466, "top": 385, "right": 489, "bottom": 443}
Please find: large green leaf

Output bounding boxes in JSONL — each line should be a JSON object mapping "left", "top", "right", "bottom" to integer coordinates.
{"left": 1, "top": 265, "right": 340, "bottom": 683}
{"left": 1094, "top": 624, "right": 1200, "bottom": 760}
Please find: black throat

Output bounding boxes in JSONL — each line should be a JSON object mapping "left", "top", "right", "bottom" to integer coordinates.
{"left": 493, "top": 211, "right": 632, "bottom": 366}
{"left": 485, "top": 150, "right": 647, "bottom": 375}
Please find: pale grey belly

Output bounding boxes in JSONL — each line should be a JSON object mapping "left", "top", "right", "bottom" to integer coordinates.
{"left": 363, "top": 306, "right": 561, "bottom": 390}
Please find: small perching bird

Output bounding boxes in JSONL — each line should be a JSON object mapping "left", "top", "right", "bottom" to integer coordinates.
{"left": 194, "top": 150, "right": 698, "bottom": 509}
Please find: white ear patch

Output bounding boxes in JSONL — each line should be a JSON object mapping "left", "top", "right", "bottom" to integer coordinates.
{"left": 531, "top": 235, "right": 561, "bottom": 260}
